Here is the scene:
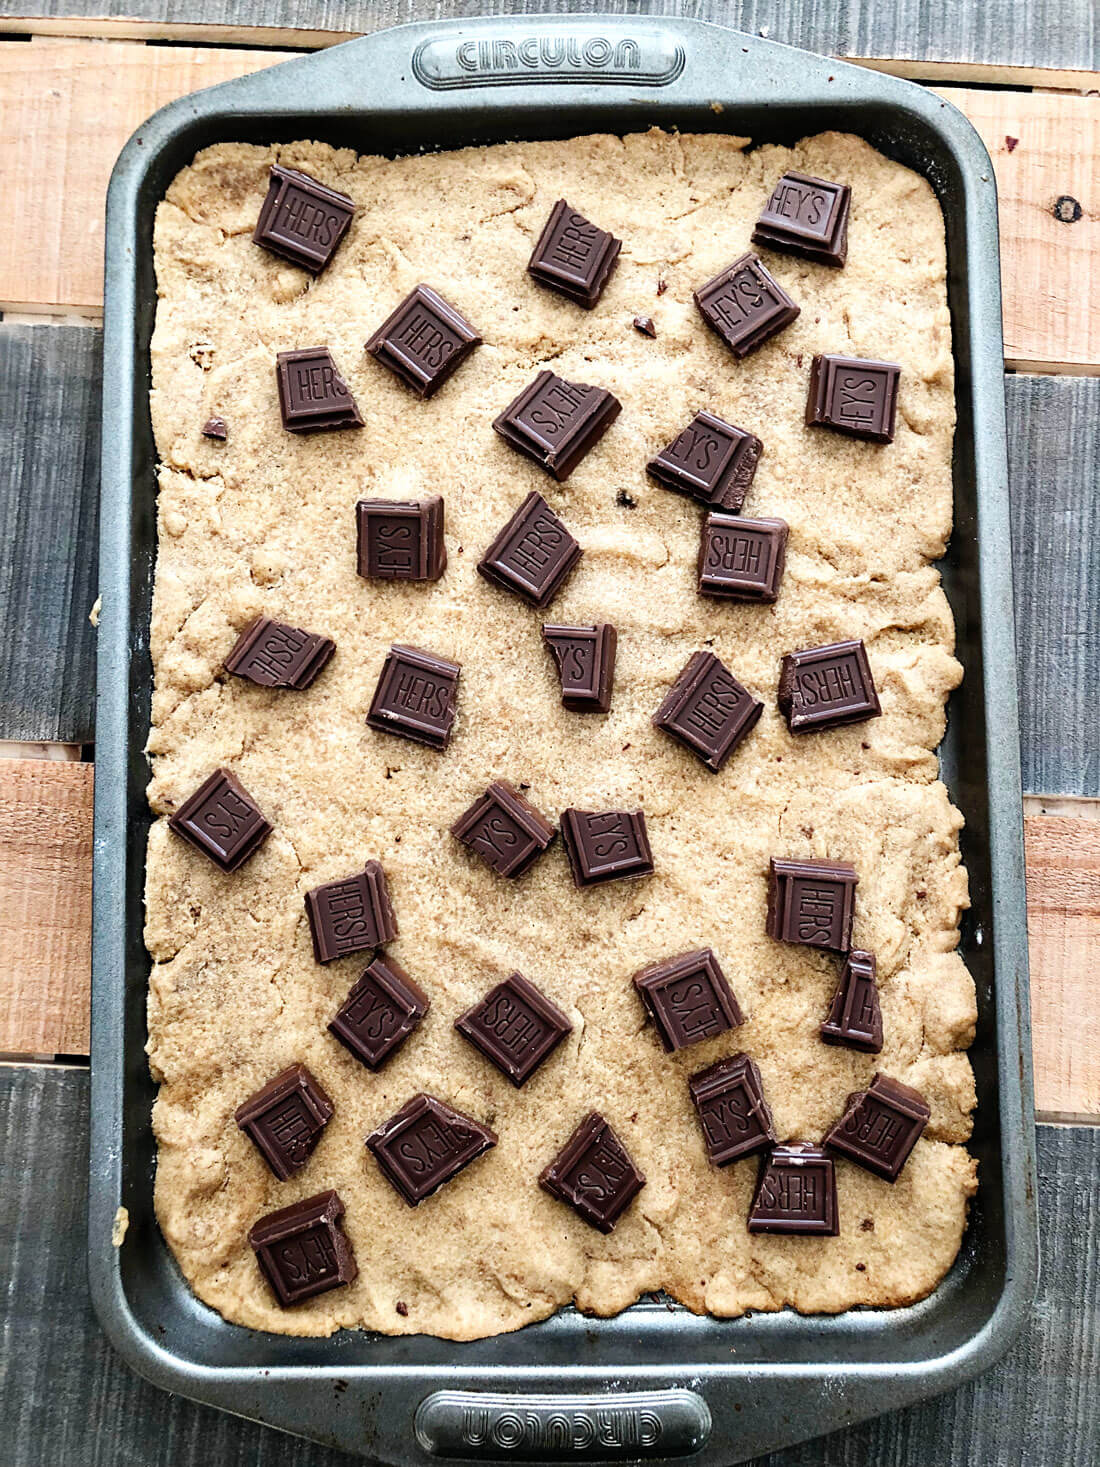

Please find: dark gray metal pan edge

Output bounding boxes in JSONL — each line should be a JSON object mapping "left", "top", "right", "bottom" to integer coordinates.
{"left": 91, "top": 14, "right": 1038, "bottom": 1464}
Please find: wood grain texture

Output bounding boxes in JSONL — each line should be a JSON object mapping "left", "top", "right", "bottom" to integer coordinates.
{"left": 1, "top": 1064, "right": 1094, "bottom": 1467}
{"left": 0, "top": 759, "right": 92, "bottom": 1056}
{"left": 0, "top": 324, "right": 99, "bottom": 743}
{"left": 0, "top": 0, "right": 1097, "bottom": 82}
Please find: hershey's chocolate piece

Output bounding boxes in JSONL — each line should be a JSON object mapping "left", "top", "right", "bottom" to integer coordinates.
{"left": 698, "top": 514, "right": 788, "bottom": 603}
{"left": 365, "top": 285, "right": 481, "bottom": 397}
{"left": 249, "top": 1189, "right": 357, "bottom": 1306}
{"left": 527, "top": 199, "right": 622, "bottom": 308}
{"left": 328, "top": 954, "right": 429, "bottom": 1070}
{"left": 168, "top": 768, "right": 271, "bottom": 872}
{"left": 766, "top": 857, "right": 858, "bottom": 953}
{"left": 560, "top": 808, "right": 653, "bottom": 888}
{"left": 455, "top": 971, "right": 572, "bottom": 1087}
{"left": 366, "top": 1093, "right": 497, "bottom": 1205}
{"left": 477, "top": 491, "right": 582, "bottom": 607}
{"left": 305, "top": 861, "right": 397, "bottom": 964}
{"left": 689, "top": 1053, "right": 776, "bottom": 1167}
{"left": 276, "top": 348, "right": 363, "bottom": 433}
{"left": 450, "top": 780, "right": 555, "bottom": 878}
{"left": 777, "top": 639, "right": 881, "bottom": 733}
{"left": 694, "top": 253, "right": 800, "bottom": 358}
{"left": 539, "top": 1111, "right": 645, "bottom": 1233}
{"left": 542, "top": 622, "right": 617, "bottom": 713}
{"left": 821, "top": 949, "right": 883, "bottom": 1053}
{"left": 806, "top": 354, "right": 900, "bottom": 443}
{"left": 647, "top": 411, "right": 762, "bottom": 513}
{"left": 201, "top": 416, "right": 227, "bottom": 440}
{"left": 252, "top": 165, "right": 354, "bottom": 274}
{"left": 824, "top": 1072, "right": 930, "bottom": 1181}
{"left": 493, "top": 370, "right": 621, "bottom": 481}
{"left": 752, "top": 171, "right": 851, "bottom": 268}
{"left": 366, "top": 644, "right": 460, "bottom": 750}
{"left": 225, "top": 615, "right": 335, "bottom": 690}
{"left": 357, "top": 497, "right": 446, "bottom": 582}
{"left": 633, "top": 315, "right": 657, "bottom": 338}
{"left": 235, "top": 1063, "right": 334, "bottom": 1181}
{"left": 653, "top": 651, "right": 763, "bottom": 772}
{"left": 748, "top": 1143, "right": 838, "bottom": 1235}
{"left": 633, "top": 948, "right": 744, "bottom": 1052}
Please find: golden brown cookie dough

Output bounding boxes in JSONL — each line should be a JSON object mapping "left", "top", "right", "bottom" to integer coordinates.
{"left": 146, "top": 127, "right": 976, "bottom": 1341}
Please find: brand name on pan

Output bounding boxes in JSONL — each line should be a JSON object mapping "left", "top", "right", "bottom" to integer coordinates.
{"left": 412, "top": 30, "right": 685, "bottom": 89}
{"left": 461, "top": 1405, "right": 662, "bottom": 1453}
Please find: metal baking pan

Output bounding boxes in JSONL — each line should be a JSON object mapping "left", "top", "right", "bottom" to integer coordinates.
{"left": 92, "top": 14, "right": 1038, "bottom": 1463}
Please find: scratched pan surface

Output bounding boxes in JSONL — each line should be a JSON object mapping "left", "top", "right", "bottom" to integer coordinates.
{"left": 92, "top": 15, "right": 1037, "bottom": 1464}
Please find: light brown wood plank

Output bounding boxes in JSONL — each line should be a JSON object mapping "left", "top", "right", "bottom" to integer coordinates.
{"left": 0, "top": 758, "right": 92, "bottom": 1056}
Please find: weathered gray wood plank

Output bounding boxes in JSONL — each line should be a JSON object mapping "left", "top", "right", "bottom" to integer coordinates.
{"left": 0, "top": 325, "right": 99, "bottom": 744}
{"left": 0, "top": 1065, "right": 1095, "bottom": 1466}
{"left": 0, "top": 0, "right": 1096, "bottom": 77}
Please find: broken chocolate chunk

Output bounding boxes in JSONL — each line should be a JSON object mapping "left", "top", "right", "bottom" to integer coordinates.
{"left": 366, "top": 1094, "right": 496, "bottom": 1205}
{"left": 539, "top": 1111, "right": 645, "bottom": 1233}
{"left": 694, "top": 253, "right": 799, "bottom": 358}
{"left": 225, "top": 615, "right": 335, "bottom": 690}
{"left": 824, "top": 1072, "right": 930, "bottom": 1181}
{"left": 451, "top": 780, "right": 555, "bottom": 878}
{"left": 493, "top": 370, "right": 621, "bottom": 481}
{"left": 365, "top": 285, "right": 481, "bottom": 397}
{"left": 201, "top": 416, "right": 227, "bottom": 440}
{"left": 689, "top": 1053, "right": 776, "bottom": 1166}
{"left": 235, "top": 1063, "right": 334, "bottom": 1181}
{"left": 542, "top": 623, "right": 617, "bottom": 713}
{"left": 748, "top": 1143, "right": 838, "bottom": 1235}
{"left": 752, "top": 171, "right": 851, "bottom": 268}
{"left": 249, "top": 1189, "right": 357, "bottom": 1306}
{"left": 253, "top": 164, "right": 354, "bottom": 274}
{"left": 766, "top": 857, "right": 858, "bottom": 953}
{"left": 820, "top": 949, "right": 883, "bottom": 1053}
{"left": 305, "top": 861, "right": 397, "bottom": 964}
{"left": 633, "top": 948, "right": 744, "bottom": 1052}
{"left": 647, "top": 410, "right": 762, "bottom": 512}
{"left": 633, "top": 315, "right": 657, "bottom": 338}
{"left": 477, "top": 491, "right": 581, "bottom": 607}
{"left": 276, "top": 348, "right": 363, "bottom": 433}
{"left": 560, "top": 808, "right": 653, "bottom": 888}
{"left": 778, "top": 639, "right": 881, "bottom": 733}
{"left": 806, "top": 355, "right": 900, "bottom": 443}
{"left": 328, "top": 954, "right": 429, "bottom": 1070}
{"left": 455, "top": 971, "right": 572, "bottom": 1086}
{"left": 366, "top": 644, "right": 460, "bottom": 751}
{"left": 527, "top": 199, "right": 621, "bottom": 308}
{"left": 168, "top": 768, "right": 272, "bottom": 872}
{"left": 698, "top": 514, "right": 788, "bottom": 603}
{"left": 356, "top": 497, "right": 446, "bottom": 582}
{"left": 653, "top": 651, "right": 763, "bottom": 772}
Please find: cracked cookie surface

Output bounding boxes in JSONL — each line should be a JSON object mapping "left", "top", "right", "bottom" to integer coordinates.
{"left": 146, "top": 128, "right": 976, "bottom": 1340}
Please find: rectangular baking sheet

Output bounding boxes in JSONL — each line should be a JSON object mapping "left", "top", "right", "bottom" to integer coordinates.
{"left": 91, "top": 15, "right": 1038, "bottom": 1463}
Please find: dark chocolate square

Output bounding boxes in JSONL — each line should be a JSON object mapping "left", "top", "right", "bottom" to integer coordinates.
{"left": 748, "top": 1143, "right": 838, "bottom": 1235}
{"left": 647, "top": 410, "right": 762, "bottom": 512}
{"left": 539, "top": 1111, "right": 645, "bottom": 1233}
{"left": 305, "top": 861, "right": 397, "bottom": 964}
{"left": 477, "top": 491, "right": 582, "bottom": 608}
{"left": 365, "top": 644, "right": 460, "bottom": 751}
{"left": 356, "top": 497, "right": 446, "bottom": 582}
{"left": 365, "top": 285, "right": 481, "bottom": 397}
{"left": 253, "top": 165, "right": 354, "bottom": 274}
{"left": 225, "top": 615, "right": 335, "bottom": 690}
{"left": 820, "top": 949, "right": 883, "bottom": 1053}
{"left": 168, "top": 768, "right": 272, "bottom": 872}
{"left": 276, "top": 348, "right": 363, "bottom": 433}
{"left": 806, "top": 355, "right": 900, "bottom": 443}
{"left": 694, "top": 253, "right": 800, "bottom": 358}
{"left": 653, "top": 651, "right": 763, "bottom": 772}
{"left": 633, "top": 948, "right": 744, "bottom": 1052}
{"left": 527, "top": 198, "right": 622, "bottom": 308}
{"left": 766, "top": 857, "right": 858, "bottom": 954}
{"left": 234, "top": 1063, "right": 334, "bottom": 1181}
{"left": 688, "top": 1053, "right": 776, "bottom": 1166}
{"left": 328, "top": 954, "right": 429, "bottom": 1071}
{"left": 824, "top": 1072, "right": 930, "bottom": 1182}
{"left": 560, "top": 808, "right": 653, "bottom": 888}
{"left": 541, "top": 623, "right": 617, "bottom": 712}
{"left": 455, "top": 972, "right": 572, "bottom": 1086}
{"left": 450, "top": 780, "right": 556, "bottom": 878}
{"left": 752, "top": 171, "right": 851, "bottom": 267}
{"left": 493, "top": 370, "right": 621, "bottom": 481}
{"left": 698, "top": 515, "right": 788, "bottom": 603}
{"left": 248, "top": 1190, "right": 357, "bottom": 1306}
{"left": 777, "top": 639, "right": 881, "bottom": 733}
{"left": 366, "top": 1094, "right": 496, "bottom": 1206}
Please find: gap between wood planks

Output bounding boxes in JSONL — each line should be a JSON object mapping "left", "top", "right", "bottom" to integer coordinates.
{"left": 0, "top": 34, "right": 1097, "bottom": 372}
{"left": 0, "top": 756, "right": 1096, "bottom": 1122}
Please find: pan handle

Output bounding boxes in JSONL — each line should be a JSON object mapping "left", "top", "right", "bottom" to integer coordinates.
{"left": 414, "top": 1389, "right": 711, "bottom": 1459}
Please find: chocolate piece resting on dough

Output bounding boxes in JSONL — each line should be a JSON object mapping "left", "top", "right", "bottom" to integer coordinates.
{"left": 168, "top": 768, "right": 272, "bottom": 872}
{"left": 328, "top": 955, "right": 429, "bottom": 1071}
{"left": 539, "top": 1111, "right": 645, "bottom": 1233}
{"left": 451, "top": 780, "right": 556, "bottom": 878}
{"left": 820, "top": 949, "right": 883, "bottom": 1053}
{"left": 225, "top": 615, "right": 335, "bottom": 690}
{"left": 357, "top": 497, "right": 447, "bottom": 582}
{"left": 748, "top": 1143, "right": 839, "bottom": 1235}
{"left": 252, "top": 164, "right": 354, "bottom": 274}
{"left": 248, "top": 1190, "right": 357, "bottom": 1306}
{"left": 455, "top": 972, "right": 572, "bottom": 1087}
{"left": 694, "top": 253, "right": 800, "bottom": 358}
{"left": 633, "top": 948, "right": 744, "bottom": 1052}
{"left": 527, "top": 199, "right": 622, "bottom": 308}
{"left": 777, "top": 639, "right": 881, "bottom": 734}
{"left": 542, "top": 623, "right": 617, "bottom": 713}
{"left": 766, "top": 857, "right": 858, "bottom": 954}
{"left": 276, "top": 347, "right": 363, "bottom": 433}
{"left": 493, "top": 370, "right": 621, "bottom": 481}
{"left": 477, "top": 491, "right": 582, "bottom": 608}
{"left": 805, "top": 354, "right": 900, "bottom": 444}
{"left": 560, "top": 808, "right": 653, "bottom": 888}
{"left": 365, "top": 644, "right": 460, "bottom": 751}
{"left": 824, "top": 1072, "right": 930, "bottom": 1182}
{"left": 365, "top": 285, "right": 481, "bottom": 397}
{"left": 305, "top": 861, "right": 397, "bottom": 964}
{"left": 653, "top": 651, "right": 763, "bottom": 772}
{"left": 689, "top": 1053, "right": 776, "bottom": 1166}
{"left": 235, "top": 1063, "right": 334, "bottom": 1180}
{"left": 697, "top": 514, "right": 788, "bottom": 603}
{"left": 752, "top": 171, "right": 851, "bottom": 267}
{"left": 366, "top": 1094, "right": 497, "bottom": 1205}
{"left": 647, "top": 410, "right": 762, "bottom": 512}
